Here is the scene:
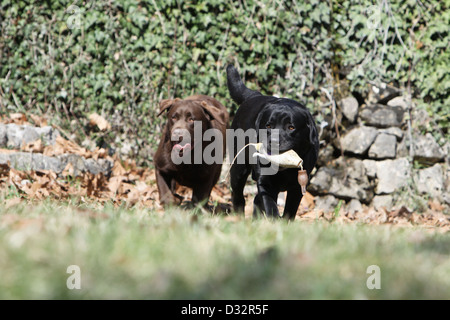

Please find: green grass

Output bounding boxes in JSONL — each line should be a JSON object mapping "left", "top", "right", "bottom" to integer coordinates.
{"left": 0, "top": 199, "right": 449, "bottom": 300}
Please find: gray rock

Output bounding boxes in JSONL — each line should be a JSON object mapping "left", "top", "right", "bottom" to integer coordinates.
{"left": 317, "top": 144, "right": 335, "bottom": 167}
{"left": 346, "top": 158, "right": 366, "bottom": 178}
{"left": 5, "top": 124, "right": 23, "bottom": 148}
{"left": 22, "top": 126, "right": 41, "bottom": 146}
{"left": 329, "top": 176, "right": 373, "bottom": 204}
{"left": 315, "top": 195, "right": 339, "bottom": 213}
{"left": 375, "top": 158, "right": 411, "bottom": 194}
{"left": 362, "top": 159, "right": 377, "bottom": 178}
{"left": 59, "top": 154, "right": 112, "bottom": 176}
{"left": 339, "top": 96, "right": 359, "bottom": 123}
{"left": 329, "top": 177, "right": 366, "bottom": 201}
{"left": 0, "top": 125, "right": 7, "bottom": 146}
{"left": 1, "top": 124, "right": 60, "bottom": 148}
{"left": 412, "top": 133, "right": 446, "bottom": 163}
{"left": 373, "top": 195, "right": 393, "bottom": 211}
{"left": 442, "top": 193, "right": 450, "bottom": 205}
{"left": 36, "top": 126, "right": 60, "bottom": 145}
{"left": 445, "top": 165, "right": 450, "bottom": 191}
{"left": 244, "top": 184, "right": 258, "bottom": 196}
{"left": 310, "top": 159, "right": 374, "bottom": 203}
{"left": 360, "top": 104, "right": 405, "bottom": 128}
{"left": 442, "top": 164, "right": 450, "bottom": 205}
{"left": 367, "top": 83, "right": 401, "bottom": 104}
{"left": 387, "top": 96, "right": 409, "bottom": 110}
{"left": 442, "top": 165, "right": 450, "bottom": 205}
{"left": 309, "top": 167, "right": 333, "bottom": 194}
{"left": 0, "top": 151, "right": 112, "bottom": 176}
{"left": 396, "top": 136, "right": 410, "bottom": 158}
{"left": 59, "top": 154, "right": 88, "bottom": 176}
{"left": 277, "top": 191, "right": 286, "bottom": 207}
{"left": 412, "top": 109, "right": 432, "bottom": 129}
{"left": 368, "top": 133, "right": 397, "bottom": 159}
{"left": 444, "top": 142, "right": 450, "bottom": 162}
{"left": 86, "top": 158, "right": 113, "bottom": 175}
{"left": 346, "top": 199, "right": 363, "bottom": 214}
{"left": 0, "top": 153, "right": 10, "bottom": 165}
{"left": 414, "top": 164, "right": 444, "bottom": 198}
{"left": 341, "top": 126, "right": 378, "bottom": 155}
{"left": 0, "top": 152, "right": 63, "bottom": 172}
{"left": 378, "top": 127, "right": 403, "bottom": 140}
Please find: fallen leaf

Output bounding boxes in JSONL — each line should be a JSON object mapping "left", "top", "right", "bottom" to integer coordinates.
{"left": 44, "top": 136, "right": 90, "bottom": 158}
{"left": 89, "top": 113, "right": 111, "bottom": 131}
{"left": 29, "top": 114, "right": 48, "bottom": 127}
{"left": 112, "top": 161, "right": 127, "bottom": 177}
{"left": 62, "top": 162, "right": 75, "bottom": 177}
{"left": 0, "top": 148, "right": 18, "bottom": 154}
{"left": 108, "top": 176, "right": 125, "bottom": 194}
{"left": 21, "top": 139, "right": 44, "bottom": 153}
{"left": 429, "top": 199, "right": 444, "bottom": 211}
{"left": 10, "top": 113, "right": 28, "bottom": 125}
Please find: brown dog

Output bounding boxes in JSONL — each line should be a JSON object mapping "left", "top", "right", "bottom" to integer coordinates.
{"left": 154, "top": 95, "right": 229, "bottom": 207}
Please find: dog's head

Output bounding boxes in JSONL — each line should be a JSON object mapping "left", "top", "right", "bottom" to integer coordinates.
{"left": 255, "top": 99, "right": 318, "bottom": 156}
{"left": 158, "top": 98, "right": 225, "bottom": 157}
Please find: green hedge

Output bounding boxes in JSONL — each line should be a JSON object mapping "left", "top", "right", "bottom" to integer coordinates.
{"left": 0, "top": 0, "right": 448, "bottom": 165}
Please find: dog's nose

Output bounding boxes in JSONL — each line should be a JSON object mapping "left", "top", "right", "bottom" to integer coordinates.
{"left": 171, "top": 128, "right": 183, "bottom": 140}
{"left": 171, "top": 128, "right": 189, "bottom": 142}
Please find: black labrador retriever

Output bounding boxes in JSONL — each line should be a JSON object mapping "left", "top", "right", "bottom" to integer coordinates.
{"left": 226, "top": 65, "right": 319, "bottom": 220}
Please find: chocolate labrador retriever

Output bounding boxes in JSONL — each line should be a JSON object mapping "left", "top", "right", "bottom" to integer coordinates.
{"left": 154, "top": 95, "right": 229, "bottom": 207}
{"left": 226, "top": 65, "right": 319, "bottom": 220}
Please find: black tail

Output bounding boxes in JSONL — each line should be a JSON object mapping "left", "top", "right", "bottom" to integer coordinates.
{"left": 226, "top": 65, "right": 262, "bottom": 105}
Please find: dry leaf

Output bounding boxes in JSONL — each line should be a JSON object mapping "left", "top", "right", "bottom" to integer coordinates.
{"left": 44, "top": 136, "right": 90, "bottom": 158}
{"left": 21, "top": 139, "right": 44, "bottom": 153}
{"left": 112, "top": 160, "right": 127, "bottom": 176}
{"left": 62, "top": 162, "right": 75, "bottom": 177}
{"left": 92, "top": 147, "right": 108, "bottom": 160}
{"left": 300, "top": 192, "right": 315, "bottom": 210}
{"left": 108, "top": 176, "right": 125, "bottom": 194}
{"left": 89, "top": 113, "right": 111, "bottom": 131}
{"left": 126, "top": 188, "right": 141, "bottom": 206}
{"left": 29, "top": 114, "right": 48, "bottom": 127}
{"left": 10, "top": 113, "right": 28, "bottom": 125}
{"left": 0, "top": 148, "right": 18, "bottom": 154}
{"left": 429, "top": 199, "right": 444, "bottom": 211}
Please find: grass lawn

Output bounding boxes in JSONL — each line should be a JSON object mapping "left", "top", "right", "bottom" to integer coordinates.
{"left": 0, "top": 198, "right": 449, "bottom": 300}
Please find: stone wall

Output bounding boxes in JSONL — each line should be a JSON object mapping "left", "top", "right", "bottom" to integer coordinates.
{"left": 0, "top": 123, "right": 112, "bottom": 176}
{"left": 309, "top": 85, "right": 449, "bottom": 213}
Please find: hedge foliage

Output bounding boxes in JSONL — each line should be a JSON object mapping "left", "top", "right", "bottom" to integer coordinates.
{"left": 0, "top": 0, "right": 448, "bottom": 165}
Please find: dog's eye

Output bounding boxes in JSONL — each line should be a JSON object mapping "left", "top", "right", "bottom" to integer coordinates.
{"left": 188, "top": 117, "right": 195, "bottom": 123}
{"left": 171, "top": 115, "right": 177, "bottom": 120}
{"left": 288, "top": 125, "right": 295, "bottom": 131}
{"left": 266, "top": 124, "right": 272, "bottom": 129}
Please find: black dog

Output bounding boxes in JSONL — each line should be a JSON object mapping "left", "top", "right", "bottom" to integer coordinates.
{"left": 226, "top": 65, "right": 319, "bottom": 220}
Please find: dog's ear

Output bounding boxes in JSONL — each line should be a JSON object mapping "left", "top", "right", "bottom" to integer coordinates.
{"left": 157, "top": 98, "right": 180, "bottom": 117}
{"left": 255, "top": 111, "right": 265, "bottom": 130}
{"left": 307, "top": 116, "right": 319, "bottom": 149}
{"left": 200, "top": 101, "right": 226, "bottom": 126}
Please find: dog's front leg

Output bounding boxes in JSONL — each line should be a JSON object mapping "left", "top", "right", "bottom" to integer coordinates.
{"left": 192, "top": 183, "right": 213, "bottom": 207}
{"left": 255, "top": 183, "right": 280, "bottom": 218}
{"left": 283, "top": 186, "right": 302, "bottom": 220}
{"left": 155, "top": 169, "right": 180, "bottom": 206}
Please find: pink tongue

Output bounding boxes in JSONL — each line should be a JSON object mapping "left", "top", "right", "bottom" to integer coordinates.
{"left": 173, "top": 143, "right": 191, "bottom": 151}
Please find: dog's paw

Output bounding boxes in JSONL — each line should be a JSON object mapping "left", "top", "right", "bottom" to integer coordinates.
{"left": 160, "top": 193, "right": 183, "bottom": 206}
